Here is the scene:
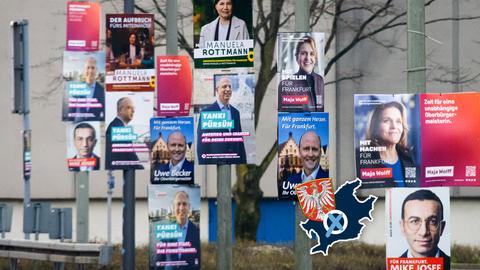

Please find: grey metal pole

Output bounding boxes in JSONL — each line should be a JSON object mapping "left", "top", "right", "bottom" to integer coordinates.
{"left": 406, "top": 0, "right": 426, "bottom": 93}
{"left": 107, "top": 171, "right": 114, "bottom": 244}
{"left": 217, "top": 165, "right": 232, "bottom": 270}
{"left": 34, "top": 204, "right": 39, "bottom": 241}
{"left": 124, "top": 0, "right": 134, "bottom": 13}
{"left": 122, "top": 1, "right": 136, "bottom": 269}
{"left": 75, "top": 171, "right": 89, "bottom": 243}
{"left": 122, "top": 169, "right": 136, "bottom": 270}
{"left": 166, "top": 0, "right": 178, "bottom": 55}
{"left": 452, "top": 0, "right": 459, "bottom": 93}
{"left": 0, "top": 207, "right": 4, "bottom": 239}
{"left": 294, "top": 1, "right": 313, "bottom": 269}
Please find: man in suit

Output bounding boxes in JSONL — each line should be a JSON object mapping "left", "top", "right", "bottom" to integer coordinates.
{"left": 197, "top": 76, "right": 246, "bottom": 164}
{"left": 69, "top": 122, "right": 100, "bottom": 171}
{"left": 399, "top": 189, "right": 450, "bottom": 270}
{"left": 105, "top": 97, "right": 143, "bottom": 170}
{"left": 152, "top": 131, "right": 194, "bottom": 184}
{"left": 287, "top": 131, "right": 328, "bottom": 185}
{"left": 68, "top": 57, "right": 105, "bottom": 122}
{"left": 155, "top": 191, "right": 200, "bottom": 269}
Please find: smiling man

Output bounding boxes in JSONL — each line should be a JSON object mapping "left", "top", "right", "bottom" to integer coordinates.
{"left": 287, "top": 131, "right": 329, "bottom": 184}
{"left": 152, "top": 131, "right": 193, "bottom": 184}
{"left": 399, "top": 189, "right": 450, "bottom": 270}
{"left": 197, "top": 76, "right": 246, "bottom": 164}
{"left": 155, "top": 190, "right": 200, "bottom": 270}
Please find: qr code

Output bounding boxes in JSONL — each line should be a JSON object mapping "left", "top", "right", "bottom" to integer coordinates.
{"left": 466, "top": 166, "right": 476, "bottom": 177}
{"left": 405, "top": 167, "right": 416, "bottom": 178}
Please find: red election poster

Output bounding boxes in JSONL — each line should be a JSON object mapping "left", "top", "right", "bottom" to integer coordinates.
{"left": 420, "top": 93, "right": 480, "bottom": 187}
{"left": 66, "top": 2, "right": 100, "bottom": 51}
{"left": 156, "top": 56, "right": 192, "bottom": 117}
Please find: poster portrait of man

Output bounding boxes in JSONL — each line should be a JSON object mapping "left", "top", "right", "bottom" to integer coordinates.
{"left": 277, "top": 112, "right": 329, "bottom": 199}
{"left": 62, "top": 51, "right": 105, "bottom": 122}
{"left": 66, "top": 121, "right": 101, "bottom": 171}
{"left": 196, "top": 73, "right": 255, "bottom": 164}
{"left": 105, "top": 92, "right": 152, "bottom": 170}
{"left": 386, "top": 187, "right": 451, "bottom": 270}
{"left": 150, "top": 117, "right": 195, "bottom": 184}
{"left": 148, "top": 185, "right": 201, "bottom": 270}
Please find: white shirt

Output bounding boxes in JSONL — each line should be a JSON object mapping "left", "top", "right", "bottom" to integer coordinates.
{"left": 169, "top": 158, "right": 185, "bottom": 173}
{"left": 301, "top": 164, "right": 320, "bottom": 182}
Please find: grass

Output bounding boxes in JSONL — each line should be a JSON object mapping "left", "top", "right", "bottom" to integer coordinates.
{"left": 0, "top": 242, "right": 478, "bottom": 269}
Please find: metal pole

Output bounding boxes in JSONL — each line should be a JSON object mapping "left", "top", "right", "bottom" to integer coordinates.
{"left": 122, "top": 169, "right": 136, "bottom": 270}
{"left": 60, "top": 209, "right": 65, "bottom": 242}
{"left": 0, "top": 207, "right": 4, "bottom": 239}
{"left": 12, "top": 20, "right": 31, "bottom": 241}
{"left": 217, "top": 165, "right": 232, "bottom": 270}
{"left": 294, "top": 1, "right": 312, "bottom": 269}
{"left": 122, "top": 2, "right": 136, "bottom": 269}
{"left": 166, "top": 0, "right": 178, "bottom": 55}
{"left": 34, "top": 204, "right": 39, "bottom": 241}
{"left": 107, "top": 171, "right": 114, "bottom": 244}
{"left": 406, "top": 0, "right": 426, "bottom": 93}
{"left": 124, "top": 0, "right": 134, "bottom": 13}
{"left": 452, "top": 0, "right": 459, "bottom": 93}
{"left": 75, "top": 171, "right": 89, "bottom": 243}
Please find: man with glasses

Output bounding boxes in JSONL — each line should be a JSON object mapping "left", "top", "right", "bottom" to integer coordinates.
{"left": 399, "top": 189, "right": 450, "bottom": 270}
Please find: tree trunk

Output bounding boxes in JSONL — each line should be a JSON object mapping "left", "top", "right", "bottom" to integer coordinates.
{"left": 232, "top": 164, "right": 263, "bottom": 241}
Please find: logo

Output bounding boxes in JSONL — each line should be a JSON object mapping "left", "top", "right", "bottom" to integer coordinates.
{"left": 295, "top": 178, "right": 335, "bottom": 222}
{"left": 323, "top": 210, "right": 348, "bottom": 237}
{"left": 247, "top": 51, "right": 254, "bottom": 62}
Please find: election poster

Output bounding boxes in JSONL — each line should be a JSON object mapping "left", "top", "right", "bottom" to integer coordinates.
{"left": 66, "top": 121, "right": 101, "bottom": 171}
{"left": 277, "top": 112, "right": 329, "bottom": 199}
{"left": 104, "top": 92, "right": 152, "bottom": 170}
{"left": 195, "top": 72, "right": 255, "bottom": 164}
{"left": 354, "top": 94, "right": 421, "bottom": 188}
{"left": 156, "top": 56, "right": 192, "bottom": 117}
{"left": 66, "top": 2, "right": 100, "bottom": 51}
{"left": 23, "top": 130, "right": 32, "bottom": 180}
{"left": 62, "top": 51, "right": 106, "bottom": 122}
{"left": 386, "top": 187, "right": 450, "bottom": 270}
{"left": 420, "top": 93, "right": 480, "bottom": 187}
{"left": 148, "top": 185, "right": 201, "bottom": 270}
{"left": 355, "top": 92, "right": 480, "bottom": 188}
{"left": 105, "top": 14, "right": 155, "bottom": 91}
{"left": 193, "top": 0, "right": 254, "bottom": 68}
{"left": 150, "top": 117, "right": 194, "bottom": 184}
{"left": 277, "top": 32, "right": 325, "bottom": 112}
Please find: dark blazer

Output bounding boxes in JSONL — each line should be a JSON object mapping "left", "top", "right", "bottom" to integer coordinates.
{"left": 155, "top": 221, "right": 201, "bottom": 270}
{"left": 278, "top": 69, "right": 324, "bottom": 112}
{"left": 400, "top": 249, "right": 450, "bottom": 270}
{"left": 122, "top": 44, "right": 141, "bottom": 61}
{"left": 69, "top": 154, "right": 100, "bottom": 172}
{"left": 287, "top": 167, "right": 329, "bottom": 184}
{"left": 66, "top": 82, "right": 105, "bottom": 122}
{"left": 151, "top": 159, "right": 194, "bottom": 184}
{"left": 197, "top": 101, "right": 246, "bottom": 164}
{"left": 105, "top": 117, "right": 143, "bottom": 170}
{"left": 356, "top": 146, "right": 417, "bottom": 188}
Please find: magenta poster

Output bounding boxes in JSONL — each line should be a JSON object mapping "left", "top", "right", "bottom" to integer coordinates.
{"left": 355, "top": 93, "right": 480, "bottom": 188}
{"left": 420, "top": 93, "right": 480, "bottom": 187}
{"left": 156, "top": 56, "right": 192, "bottom": 117}
{"left": 66, "top": 2, "right": 100, "bottom": 51}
